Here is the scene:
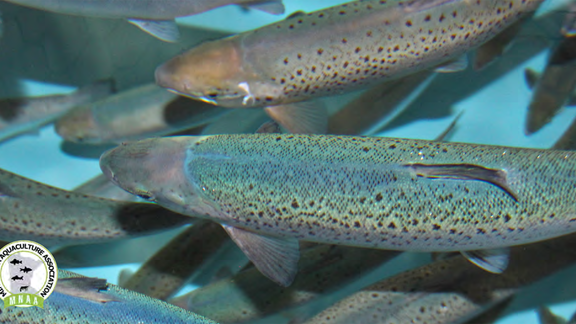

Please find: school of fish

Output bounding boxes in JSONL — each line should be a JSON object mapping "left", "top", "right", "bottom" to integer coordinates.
{"left": 1, "top": 0, "right": 576, "bottom": 323}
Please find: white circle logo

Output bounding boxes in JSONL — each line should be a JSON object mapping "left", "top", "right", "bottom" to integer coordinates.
{"left": 0, "top": 240, "right": 58, "bottom": 308}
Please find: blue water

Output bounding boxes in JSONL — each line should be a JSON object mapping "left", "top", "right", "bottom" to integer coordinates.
{"left": 0, "top": 0, "right": 575, "bottom": 323}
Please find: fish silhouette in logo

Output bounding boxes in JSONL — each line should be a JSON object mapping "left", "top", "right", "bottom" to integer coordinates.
{"left": 19, "top": 267, "right": 32, "bottom": 274}
{"left": 9, "top": 259, "right": 22, "bottom": 265}
{"left": 19, "top": 286, "right": 28, "bottom": 292}
{"left": 11, "top": 276, "right": 23, "bottom": 281}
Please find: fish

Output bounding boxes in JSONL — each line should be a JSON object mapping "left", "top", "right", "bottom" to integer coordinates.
{"left": 120, "top": 220, "right": 231, "bottom": 300}
{"left": 0, "top": 79, "right": 115, "bottom": 143}
{"left": 155, "top": 0, "right": 545, "bottom": 132}
{"left": 1, "top": 0, "right": 285, "bottom": 42}
{"left": 10, "top": 275, "right": 23, "bottom": 281}
{"left": 20, "top": 266, "right": 32, "bottom": 273}
{"left": 100, "top": 134, "right": 576, "bottom": 286}
{"left": 0, "top": 167, "right": 191, "bottom": 247}
{"left": 525, "top": 35, "right": 576, "bottom": 135}
{"left": 170, "top": 244, "right": 399, "bottom": 324}
{"left": 9, "top": 259, "right": 22, "bottom": 265}
{"left": 55, "top": 83, "right": 229, "bottom": 145}
{"left": 0, "top": 269, "right": 219, "bottom": 323}
{"left": 301, "top": 232, "right": 576, "bottom": 324}
{"left": 473, "top": 13, "right": 533, "bottom": 71}
{"left": 327, "top": 71, "right": 436, "bottom": 135}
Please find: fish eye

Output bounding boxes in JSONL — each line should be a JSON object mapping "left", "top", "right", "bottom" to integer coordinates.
{"left": 135, "top": 192, "right": 154, "bottom": 200}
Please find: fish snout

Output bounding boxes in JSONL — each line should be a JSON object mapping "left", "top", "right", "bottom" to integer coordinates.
{"left": 155, "top": 58, "right": 183, "bottom": 91}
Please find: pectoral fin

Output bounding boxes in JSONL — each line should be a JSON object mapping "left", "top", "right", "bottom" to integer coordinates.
{"left": 55, "top": 277, "right": 118, "bottom": 303}
{"left": 247, "top": 0, "right": 285, "bottom": 15}
{"left": 434, "top": 55, "right": 468, "bottom": 73}
{"left": 461, "top": 247, "right": 510, "bottom": 274}
{"left": 265, "top": 101, "right": 328, "bottom": 134}
{"left": 127, "top": 19, "right": 180, "bottom": 43}
{"left": 222, "top": 225, "right": 299, "bottom": 287}
{"left": 404, "top": 163, "right": 518, "bottom": 201}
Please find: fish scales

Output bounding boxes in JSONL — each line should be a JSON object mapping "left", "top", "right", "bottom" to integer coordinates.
{"left": 157, "top": 0, "right": 545, "bottom": 108}
{"left": 182, "top": 134, "right": 576, "bottom": 251}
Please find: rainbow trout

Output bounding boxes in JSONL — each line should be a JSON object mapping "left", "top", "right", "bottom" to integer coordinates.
{"left": 55, "top": 83, "right": 228, "bottom": 145}
{"left": 0, "top": 79, "right": 114, "bottom": 143}
{"left": 525, "top": 35, "right": 576, "bottom": 135}
{"left": 0, "top": 269, "right": 218, "bottom": 323}
{"left": 2, "top": 0, "right": 284, "bottom": 42}
{"left": 302, "top": 233, "right": 576, "bottom": 324}
{"left": 171, "top": 244, "right": 399, "bottom": 324}
{"left": 100, "top": 134, "right": 576, "bottom": 286}
{"left": 0, "top": 168, "right": 191, "bottom": 247}
{"left": 155, "top": 0, "right": 545, "bottom": 130}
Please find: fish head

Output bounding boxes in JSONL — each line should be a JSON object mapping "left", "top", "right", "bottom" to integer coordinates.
{"left": 55, "top": 107, "right": 101, "bottom": 143}
{"left": 155, "top": 38, "right": 259, "bottom": 108}
{"left": 99, "top": 137, "right": 219, "bottom": 219}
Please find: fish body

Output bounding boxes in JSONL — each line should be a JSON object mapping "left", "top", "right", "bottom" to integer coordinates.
{"left": 0, "top": 79, "right": 114, "bottom": 143}
{"left": 171, "top": 244, "right": 399, "bottom": 324}
{"left": 0, "top": 269, "right": 218, "bottom": 323}
{"left": 156, "top": 0, "right": 544, "bottom": 109}
{"left": 1, "top": 0, "right": 282, "bottom": 20}
{"left": 2, "top": 0, "right": 284, "bottom": 41}
{"left": 55, "top": 83, "right": 228, "bottom": 144}
{"left": 0, "top": 168, "right": 191, "bottom": 247}
{"left": 525, "top": 36, "right": 576, "bottom": 135}
{"left": 101, "top": 134, "right": 576, "bottom": 252}
{"left": 302, "top": 233, "right": 576, "bottom": 324}
{"left": 101, "top": 134, "right": 576, "bottom": 285}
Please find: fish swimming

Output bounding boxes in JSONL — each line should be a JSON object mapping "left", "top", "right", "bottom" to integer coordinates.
{"left": 524, "top": 35, "right": 576, "bottom": 135}
{"left": 11, "top": 275, "right": 23, "bottom": 281}
{"left": 0, "top": 167, "right": 191, "bottom": 247}
{"left": 155, "top": 0, "right": 545, "bottom": 131}
{"left": 302, "top": 232, "right": 576, "bottom": 324}
{"left": 1, "top": 0, "right": 285, "bottom": 42}
{"left": 55, "top": 83, "right": 228, "bottom": 145}
{"left": 0, "top": 79, "right": 114, "bottom": 143}
{"left": 120, "top": 220, "right": 231, "bottom": 300}
{"left": 170, "top": 244, "right": 399, "bottom": 324}
{"left": 100, "top": 134, "right": 576, "bottom": 286}
{"left": 0, "top": 269, "right": 218, "bottom": 323}
{"left": 20, "top": 266, "right": 32, "bottom": 273}
{"left": 9, "top": 259, "right": 22, "bottom": 265}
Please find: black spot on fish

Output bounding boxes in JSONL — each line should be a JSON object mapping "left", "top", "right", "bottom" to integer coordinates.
{"left": 388, "top": 222, "right": 397, "bottom": 229}
{"left": 0, "top": 99, "right": 25, "bottom": 121}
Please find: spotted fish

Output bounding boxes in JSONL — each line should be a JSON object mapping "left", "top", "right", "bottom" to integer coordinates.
{"left": 170, "top": 244, "right": 399, "bottom": 324}
{"left": 0, "top": 269, "right": 218, "bottom": 323}
{"left": 100, "top": 134, "right": 576, "bottom": 286}
{"left": 525, "top": 35, "right": 576, "bottom": 135}
{"left": 155, "top": 0, "right": 545, "bottom": 131}
{"left": 0, "top": 79, "right": 114, "bottom": 143}
{"left": 55, "top": 83, "right": 228, "bottom": 145}
{"left": 302, "top": 232, "right": 576, "bottom": 324}
{"left": 0, "top": 167, "right": 191, "bottom": 247}
{"left": 2, "top": 0, "right": 285, "bottom": 42}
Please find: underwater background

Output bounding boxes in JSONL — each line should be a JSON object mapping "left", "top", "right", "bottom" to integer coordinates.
{"left": 0, "top": 0, "right": 576, "bottom": 322}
